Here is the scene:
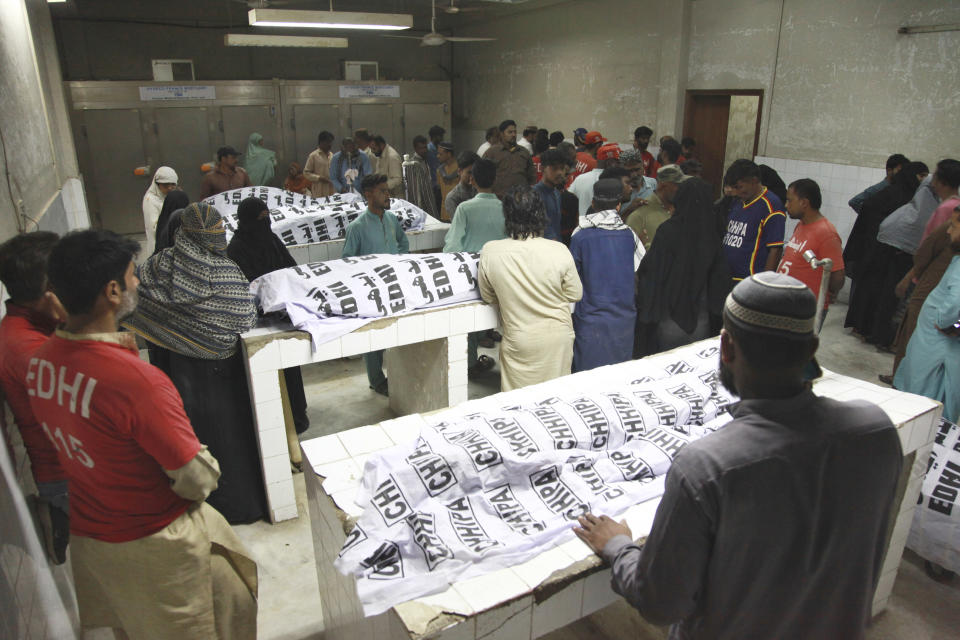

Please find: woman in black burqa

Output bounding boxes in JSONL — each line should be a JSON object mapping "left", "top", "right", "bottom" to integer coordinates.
{"left": 844, "top": 161, "right": 928, "bottom": 345}
{"left": 227, "top": 197, "right": 311, "bottom": 435}
{"left": 153, "top": 189, "right": 190, "bottom": 254}
{"left": 635, "top": 177, "right": 732, "bottom": 357}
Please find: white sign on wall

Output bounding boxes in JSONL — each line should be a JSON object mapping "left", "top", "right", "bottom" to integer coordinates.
{"left": 338, "top": 84, "right": 400, "bottom": 99}
{"left": 138, "top": 85, "right": 217, "bottom": 101}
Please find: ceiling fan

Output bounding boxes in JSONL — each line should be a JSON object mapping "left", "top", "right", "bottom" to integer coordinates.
{"left": 443, "top": 0, "right": 483, "bottom": 14}
{"left": 386, "top": 0, "right": 495, "bottom": 46}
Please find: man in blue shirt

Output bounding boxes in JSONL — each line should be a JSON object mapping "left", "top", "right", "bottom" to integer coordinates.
{"left": 721, "top": 159, "right": 786, "bottom": 282}
{"left": 342, "top": 174, "right": 409, "bottom": 396}
{"left": 329, "top": 138, "right": 371, "bottom": 194}
{"left": 620, "top": 149, "right": 657, "bottom": 201}
{"left": 570, "top": 179, "right": 643, "bottom": 372}
{"left": 533, "top": 149, "right": 571, "bottom": 241}
{"left": 443, "top": 158, "right": 505, "bottom": 376}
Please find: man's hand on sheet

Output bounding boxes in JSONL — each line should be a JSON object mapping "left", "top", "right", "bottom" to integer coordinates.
{"left": 574, "top": 513, "right": 632, "bottom": 556}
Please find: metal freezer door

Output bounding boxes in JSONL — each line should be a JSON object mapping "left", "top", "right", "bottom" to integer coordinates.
{"left": 82, "top": 109, "right": 148, "bottom": 235}
{"left": 154, "top": 107, "right": 212, "bottom": 202}
{"left": 221, "top": 105, "right": 281, "bottom": 185}
{"left": 402, "top": 103, "right": 445, "bottom": 156}
{"left": 349, "top": 104, "right": 395, "bottom": 149}
{"left": 291, "top": 104, "right": 340, "bottom": 167}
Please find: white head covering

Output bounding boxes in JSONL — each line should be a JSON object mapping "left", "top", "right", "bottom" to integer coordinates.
{"left": 146, "top": 166, "right": 179, "bottom": 200}
{"left": 142, "top": 166, "right": 178, "bottom": 257}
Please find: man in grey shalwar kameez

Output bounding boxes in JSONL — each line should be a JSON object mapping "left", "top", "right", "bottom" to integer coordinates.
{"left": 574, "top": 272, "right": 902, "bottom": 640}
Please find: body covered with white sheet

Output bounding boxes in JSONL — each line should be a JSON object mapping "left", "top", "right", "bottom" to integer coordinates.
{"left": 203, "top": 186, "right": 427, "bottom": 247}
{"left": 908, "top": 418, "right": 960, "bottom": 574}
{"left": 252, "top": 252, "right": 481, "bottom": 347}
{"left": 335, "top": 342, "right": 736, "bottom": 614}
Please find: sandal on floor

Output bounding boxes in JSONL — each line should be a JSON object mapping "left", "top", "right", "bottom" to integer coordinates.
{"left": 469, "top": 354, "right": 495, "bottom": 378}
{"left": 878, "top": 374, "right": 893, "bottom": 385}
{"left": 487, "top": 330, "right": 503, "bottom": 342}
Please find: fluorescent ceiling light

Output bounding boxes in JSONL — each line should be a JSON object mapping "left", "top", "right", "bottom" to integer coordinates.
{"left": 248, "top": 9, "right": 412, "bottom": 31}
{"left": 225, "top": 34, "right": 348, "bottom": 48}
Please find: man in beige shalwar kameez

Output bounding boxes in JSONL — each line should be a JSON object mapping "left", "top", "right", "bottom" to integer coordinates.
{"left": 479, "top": 187, "right": 582, "bottom": 390}
{"left": 28, "top": 230, "right": 257, "bottom": 640}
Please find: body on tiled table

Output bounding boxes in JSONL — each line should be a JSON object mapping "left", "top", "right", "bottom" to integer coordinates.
{"left": 241, "top": 300, "right": 500, "bottom": 523}
{"left": 298, "top": 341, "right": 942, "bottom": 637}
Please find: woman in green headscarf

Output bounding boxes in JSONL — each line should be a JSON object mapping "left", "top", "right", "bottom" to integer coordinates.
{"left": 244, "top": 132, "right": 277, "bottom": 186}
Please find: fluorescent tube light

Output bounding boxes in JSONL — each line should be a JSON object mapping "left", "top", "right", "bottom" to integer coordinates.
{"left": 224, "top": 34, "right": 348, "bottom": 48}
{"left": 248, "top": 9, "right": 412, "bottom": 31}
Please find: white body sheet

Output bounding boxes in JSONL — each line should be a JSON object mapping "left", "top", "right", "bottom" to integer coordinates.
{"left": 334, "top": 341, "right": 737, "bottom": 615}
{"left": 908, "top": 418, "right": 960, "bottom": 574}
{"left": 202, "top": 187, "right": 428, "bottom": 247}
{"left": 252, "top": 252, "right": 481, "bottom": 348}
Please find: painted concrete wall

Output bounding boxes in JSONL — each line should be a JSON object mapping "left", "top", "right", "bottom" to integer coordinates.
{"left": 451, "top": 0, "right": 958, "bottom": 167}
{"left": 0, "top": 0, "right": 87, "bottom": 244}
{"left": 689, "top": 0, "right": 960, "bottom": 168}
{"left": 450, "top": 0, "right": 692, "bottom": 152}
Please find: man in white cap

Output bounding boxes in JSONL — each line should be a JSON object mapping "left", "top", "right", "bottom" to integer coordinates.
{"left": 575, "top": 272, "right": 902, "bottom": 640}
{"left": 625, "top": 164, "right": 688, "bottom": 250}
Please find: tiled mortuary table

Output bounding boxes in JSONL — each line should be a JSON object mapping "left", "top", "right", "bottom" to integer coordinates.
{"left": 241, "top": 300, "right": 499, "bottom": 523}
{"left": 286, "top": 218, "right": 450, "bottom": 265}
{"left": 301, "top": 339, "right": 942, "bottom": 640}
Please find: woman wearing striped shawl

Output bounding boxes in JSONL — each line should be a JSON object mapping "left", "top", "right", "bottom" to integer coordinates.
{"left": 125, "top": 202, "right": 267, "bottom": 523}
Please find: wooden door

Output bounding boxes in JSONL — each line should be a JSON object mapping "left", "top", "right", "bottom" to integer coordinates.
{"left": 683, "top": 94, "right": 730, "bottom": 197}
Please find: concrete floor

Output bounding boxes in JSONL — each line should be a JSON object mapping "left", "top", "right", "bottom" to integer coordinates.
{"left": 232, "top": 301, "right": 960, "bottom": 639}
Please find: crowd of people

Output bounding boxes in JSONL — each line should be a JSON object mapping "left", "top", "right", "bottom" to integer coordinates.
{"left": 0, "top": 112, "right": 957, "bottom": 638}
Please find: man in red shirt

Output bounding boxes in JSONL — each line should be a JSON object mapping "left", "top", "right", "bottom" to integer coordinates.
{"left": 633, "top": 126, "right": 657, "bottom": 178}
{"left": 565, "top": 131, "right": 603, "bottom": 189}
{"left": 0, "top": 231, "right": 69, "bottom": 562}
{"left": 29, "top": 229, "right": 257, "bottom": 639}
{"left": 778, "top": 178, "right": 846, "bottom": 314}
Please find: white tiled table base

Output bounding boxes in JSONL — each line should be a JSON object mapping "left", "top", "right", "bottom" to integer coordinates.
{"left": 242, "top": 301, "right": 499, "bottom": 523}
{"left": 301, "top": 350, "right": 942, "bottom": 639}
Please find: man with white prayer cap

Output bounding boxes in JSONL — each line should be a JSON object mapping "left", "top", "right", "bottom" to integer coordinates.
{"left": 575, "top": 272, "right": 903, "bottom": 640}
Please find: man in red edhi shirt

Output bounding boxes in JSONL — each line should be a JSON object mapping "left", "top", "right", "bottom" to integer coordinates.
{"left": 28, "top": 229, "right": 258, "bottom": 639}
{"left": 0, "top": 231, "right": 69, "bottom": 563}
